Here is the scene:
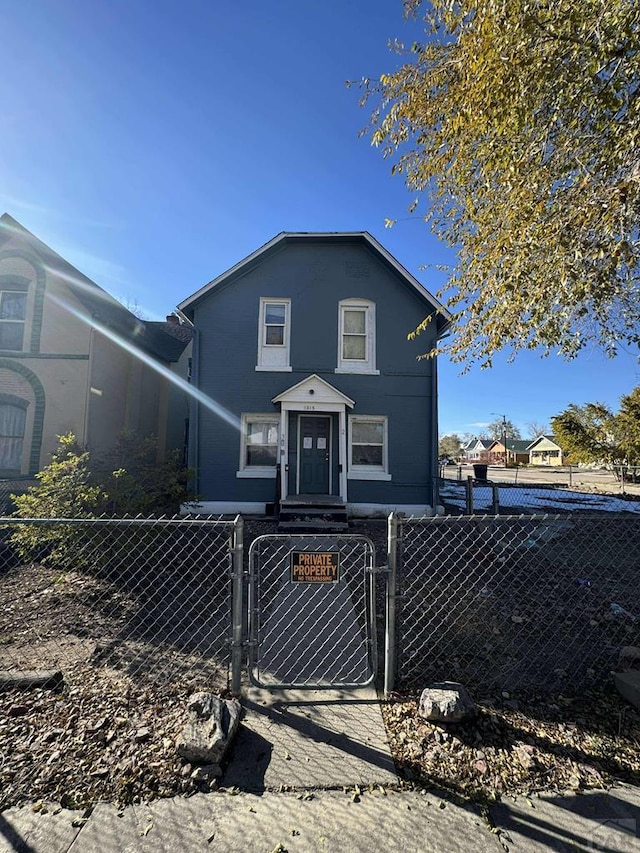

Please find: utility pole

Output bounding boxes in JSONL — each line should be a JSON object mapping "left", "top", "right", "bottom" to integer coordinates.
{"left": 491, "top": 412, "right": 508, "bottom": 467}
{"left": 502, "top": 414, "right": 508, "bottom": 467}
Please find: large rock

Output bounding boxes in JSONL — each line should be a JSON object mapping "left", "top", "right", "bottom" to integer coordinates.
{"left": 418, "top": 682, "right": 476, "bottom": 724}
{"left": 176, "top": 693, "right": 241, "bottom": 766}
{"left": 617, "top": 646, "right": 640, "bottom": 672}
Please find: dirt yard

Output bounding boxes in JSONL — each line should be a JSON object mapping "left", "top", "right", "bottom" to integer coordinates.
{"left": 2, "top": 519, "right": 640, "bottom": 814}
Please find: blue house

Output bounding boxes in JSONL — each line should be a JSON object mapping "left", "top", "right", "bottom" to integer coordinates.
{"left": 178, "top": 232, "right": 450, "bottom": 518}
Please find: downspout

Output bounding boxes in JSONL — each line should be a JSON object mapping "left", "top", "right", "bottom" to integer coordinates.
{"left": 190, "top": 327, "right": 200, "bottom": 497}
{"left": 82, "top": 326, "right": 95, "bottom": 447}
{"left": 431, "top": 354, "right": 439, "bottom": 514}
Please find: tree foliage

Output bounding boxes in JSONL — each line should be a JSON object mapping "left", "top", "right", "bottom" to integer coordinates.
{"left": 439, "top": 433, "right": 463, "bottom": 457}
{"left": 551, "top": 386, "right": 640, "bottom": 467}
{"left": 486, "top": 418, "right": 521, "bottom": 441}
{"left": 360, "top": 0, "right": 640, "bottom": 367}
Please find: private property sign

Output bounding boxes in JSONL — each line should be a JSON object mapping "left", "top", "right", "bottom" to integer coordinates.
{"left": 290, "top": 551, "right": 340, "bottom": 583}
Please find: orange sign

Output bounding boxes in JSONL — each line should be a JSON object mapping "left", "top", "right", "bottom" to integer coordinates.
{"left": 290, "top": 551, "right": 340, "bottom": 583}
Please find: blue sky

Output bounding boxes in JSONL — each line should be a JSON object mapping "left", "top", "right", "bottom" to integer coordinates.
{"left": 2, "top": 0, "right": 638, "bottom": 439}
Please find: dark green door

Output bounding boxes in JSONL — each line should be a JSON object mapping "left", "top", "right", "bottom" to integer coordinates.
{"left": 299, "top": 416, "right": 331, "bottom": 494}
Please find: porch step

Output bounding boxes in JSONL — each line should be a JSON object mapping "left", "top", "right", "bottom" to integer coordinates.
{"left": 278, "top": 520, "right": 350, "bottom": 532}
{"left": 277, "top": 498, "right": 349, "bottom": 533}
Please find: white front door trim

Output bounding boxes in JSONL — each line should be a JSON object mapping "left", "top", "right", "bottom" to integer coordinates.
{"left": 273, "top": 374, "right": 354, "bottom": 501}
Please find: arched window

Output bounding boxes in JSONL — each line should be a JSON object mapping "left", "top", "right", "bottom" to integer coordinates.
{"left": 0, "top": 276, "right": 29, "bottom": 352}
{"left": 0, "top": 395, "right": 28, "bottom": 472}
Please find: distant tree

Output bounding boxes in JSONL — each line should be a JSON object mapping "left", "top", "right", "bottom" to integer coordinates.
{"left": 486, "top": 418, "right": 521, "bottom": 442}
{"left": 525, "top": 421, "right": 550, "bottom": 439}
{"left": 439, "top": 433, "right": 462, "bottom": 458}
{"left": 359, "top": 0, "right": 640, "bottom": 368}
{"left": 552, "top": 403, "right": 618, "bottom": 465}
{"left": 615, "top": 387, "right": 640, "bottom": 462}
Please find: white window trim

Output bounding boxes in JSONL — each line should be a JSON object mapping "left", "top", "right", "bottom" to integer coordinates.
{"left": 347, "top": 415, "right": 391, "bottom": 481}
{"left": 237, "top": 413, "right": 279, "bottom": 478}
{"left": 256, "top": 297, "right": 292, "bottom": 372}
{"left": 335, "top": 298, "right": 379, "bottom": 375}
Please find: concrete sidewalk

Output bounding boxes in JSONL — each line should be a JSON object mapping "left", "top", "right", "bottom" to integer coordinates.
{"left": 3, "top": 786, "right": 640, "bottom": 852}
{"left": 2, "top": 683, "right": 640, "bottom": 852}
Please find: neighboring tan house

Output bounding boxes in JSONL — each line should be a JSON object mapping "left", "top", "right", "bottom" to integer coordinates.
{"left": 463, "top": 438, "right": 492, "bottom": 463}
{"left": 179, "top": 231, "right": 451, "bottom": 517}
{"left": 527, "top": 435, "right": 564, "bottom": 466}
{"left": 0, "top": 213, "right": 192, "bottom": 477}
{"left": 487, "top": 438, "right": 530, "bottom": 465}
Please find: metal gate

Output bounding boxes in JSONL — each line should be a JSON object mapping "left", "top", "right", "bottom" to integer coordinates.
{"left": 247, "top": 534, "right": 377, "bottom": 689}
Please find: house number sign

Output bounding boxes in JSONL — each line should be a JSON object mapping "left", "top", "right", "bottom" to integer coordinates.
{"left": 290, "top": 551, "right": 340, "bottom": 583}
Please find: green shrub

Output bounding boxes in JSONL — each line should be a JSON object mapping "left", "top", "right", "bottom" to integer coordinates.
{"left": 9, "top": 432, "right": 194, "bottom": 568}
{"left": 10, "top": 433, "right": 106, "bottom": 567}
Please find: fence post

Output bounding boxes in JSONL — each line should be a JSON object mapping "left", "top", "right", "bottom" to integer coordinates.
{"left": 466, "top": 476, "right": 473, "bottom": 515}
{"left": 384, "top": 512, "right": 399, "bottom": 696}
{"left": 491, "top": 482, "right": 499, "bottom": 515}
{"left": 230, "top": 514, "right": 244, "bottom": 695}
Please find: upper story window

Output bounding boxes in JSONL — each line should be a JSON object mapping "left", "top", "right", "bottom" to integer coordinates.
{"left": 0, "top": 288, "right": 27, "bottom": 351}
{"left": 256, "top": 298, "right": 291, "bottom": 371}
{"left": 336, "top": 298, "right": 378, "bottom": 374}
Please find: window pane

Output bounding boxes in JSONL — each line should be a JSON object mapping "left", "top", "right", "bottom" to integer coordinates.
{"left": 343, "top": 310, "right": 365, "bottom": 334}
{"left": 265, "top": 325, "right": 284, "bottom": 345}
{"left": 343, "top": 335, "right": 366, "bottom": 359}
{"left": 0, "top": 404, "right": 26, "bottom": 470}
{"left": 0, "top": 292, "right": 26, "bottom": 320}
{"left": 352, "top": 445, "right": 383, "bottom": 466}
{"left": 265, "top": 304, "right": 286, "bottom": 325}
{"left": 247, "top": 445, "right": 277, "bottom": 466}
{"left": 0, "top": 323, "right": 24, "bottom": 351}
{"left": 247, "top": 421, "right": 278, "bottom": 444}
{"left": 352, "top": 422, "right": 383, "bottom": 444}
{"left": 245, "top": 420, "right": 279, "bottom": 466}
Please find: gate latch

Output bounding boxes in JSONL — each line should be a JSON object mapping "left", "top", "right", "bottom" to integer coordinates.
{"left": 368, "top": 564, "right": 390, "bottom": 575}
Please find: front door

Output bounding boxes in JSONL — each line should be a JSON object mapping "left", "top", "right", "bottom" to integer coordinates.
{"left": 298, "top": 416, "right": 330, "bottom": 494}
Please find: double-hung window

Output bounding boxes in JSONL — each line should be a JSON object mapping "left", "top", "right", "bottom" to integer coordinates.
{"left": 238, "top": 414, "right": 279, "bottom": 478}
{"left": 336, "top": 299, "right": 377, "bottom": 374}
{"left": 0, "top": 395, "right": 28, "bottom": 472}
{"left": 0, "top": 288, "right": 27, "bottom": 352}
{"left": 348, "top": 416, "right": 390, "bottom": 480}
{"left": 256, "top": 298, "right": 291, "bottom": 371}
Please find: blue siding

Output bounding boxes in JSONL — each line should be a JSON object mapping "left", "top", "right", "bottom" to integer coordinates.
{"left": 188, "top": 237, "right": 440, "bottom": 509}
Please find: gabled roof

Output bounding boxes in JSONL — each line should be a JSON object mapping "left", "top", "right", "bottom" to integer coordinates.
{"left": 0, "top": 213, "right": 190, "bottom": 363}
{"left": 526, "top": 434, "right": 562, "bottom": 451}
{"left": 272, "top": 374, "right": 355, "bottom": 407}
{"left": 506, "top": 439, "right": 532, "bottom": 453}
{"left": 178, "top": 231, "right": 452, "bottom": 336}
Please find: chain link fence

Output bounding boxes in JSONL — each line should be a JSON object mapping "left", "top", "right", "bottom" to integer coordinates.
{"left": 0, "top": 515, "right": 242, "bottom": 811}
{"left": 439, "top": 476, "right": 640, "bottom": 515}
{"left": 389, "top": 514, "right": 640, "bottom": 694}
{"left": 0, "top": 516, "right": 239, "bottom": 688}
{"left": 248, "top": 534, "right": 376, "bottom": 688}
{"left": 0, "top": 479, "right": 37, "bottom": 515}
